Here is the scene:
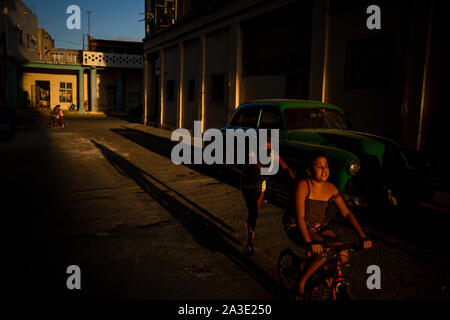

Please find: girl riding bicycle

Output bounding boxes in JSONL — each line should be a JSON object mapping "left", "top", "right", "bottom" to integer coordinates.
{"left": 292, "top": 150, "right": 372, "bottom": 299}
{"left": 51, "top": 105, "right": 65, "bottom": 128}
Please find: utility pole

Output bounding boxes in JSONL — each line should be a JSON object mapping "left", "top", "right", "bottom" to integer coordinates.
{"left": 86, "top": 10, "right": 92, "bottom": 36}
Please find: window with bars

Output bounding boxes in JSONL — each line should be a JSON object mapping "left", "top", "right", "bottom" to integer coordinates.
{"left": 59, "top": 82, "right": 73, "bottom": 103}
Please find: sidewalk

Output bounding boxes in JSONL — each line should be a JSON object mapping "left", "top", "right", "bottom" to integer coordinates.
{"left": 122, "top": 122, "right": 204, "bottom": 147}
{"left": 32, "top": 107, "right": 108, "bottom": 118}
{"left": 122, "top": 121, "right": 450, "bottom": 214}
{"left": 58, "top": 110, "right": 107, "bottom": 117}
{"left": 122, "top": 122, "right": 173, "bottom": 141}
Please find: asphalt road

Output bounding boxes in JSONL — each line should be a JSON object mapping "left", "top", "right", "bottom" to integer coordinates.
{"left": 1, "top": 109, "right": 450, "bottom": 300}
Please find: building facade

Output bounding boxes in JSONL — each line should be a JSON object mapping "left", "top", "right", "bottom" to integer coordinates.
{"left": 21, "top": 39, "right": 144, "bottom": 114}
{"left": 1, "top": 0, "right": 40, "bottom": 109}
{"left": 83, "top": 37, "right": 144, "bottom": 115}
{"left": 143, "top": 0, "right": 447, "bottom": 181}
{"left": 1, "top": 0, "right": 144, "bottom": 116}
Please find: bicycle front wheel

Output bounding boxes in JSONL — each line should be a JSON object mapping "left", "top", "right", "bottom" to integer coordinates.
{"left": 44, "top": 118, "right": 53, "bottom": 128}
{"left": 305, "top": 272, "right": 333, "bottom": 300}
{"left": 278, "top": 248, "right": 303, "bottom": 295}
{"left": 336, "top": 282, "right": 355, "bottom": 300}
{"left": 307, "top": 282, "right": 332, "bottom": 300}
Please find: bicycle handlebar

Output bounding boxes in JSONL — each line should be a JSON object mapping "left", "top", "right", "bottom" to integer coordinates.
{"left": 313, "top": 242, "right": 368, "bottom": 253}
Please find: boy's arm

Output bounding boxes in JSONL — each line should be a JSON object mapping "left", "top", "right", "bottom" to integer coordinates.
{"left": 295, "top": 180, "right": 311, "bottom": 243}
{"left": 277, "top": 153, "right": 295, "bottom": 180}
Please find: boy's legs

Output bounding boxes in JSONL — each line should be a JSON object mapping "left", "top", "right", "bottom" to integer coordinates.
{"left": 242, "top": 188, "right": 263, "bottom": 253}
{"left": 243, "top": 188, "right": 263, "bottom": 231}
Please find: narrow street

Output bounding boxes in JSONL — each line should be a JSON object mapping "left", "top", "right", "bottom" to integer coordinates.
{"left": 2, "top": 109, "right": 450, "bottom": 300}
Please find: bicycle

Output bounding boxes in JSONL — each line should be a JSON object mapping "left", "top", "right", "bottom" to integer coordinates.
{"left": 45, "top": 112, "right": 66, "bottom": 128}
{"left": 278, "top": 242, "right": 362, "bottom": 300}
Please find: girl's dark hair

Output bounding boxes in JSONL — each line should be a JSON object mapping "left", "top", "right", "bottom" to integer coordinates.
{"left": 306, "top": 150, "right": 327, "bottom": 174}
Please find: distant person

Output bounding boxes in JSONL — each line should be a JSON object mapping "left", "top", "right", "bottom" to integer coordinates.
{"left": 241, "top": 134, "right": 295, "bottom": 256}
{"left": 51, "top": 105, "right": 65, "bottom": 128}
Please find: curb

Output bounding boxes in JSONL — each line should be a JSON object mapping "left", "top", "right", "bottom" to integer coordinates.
{"left": 121, "top": 123, "right": 205, "bottom": 147}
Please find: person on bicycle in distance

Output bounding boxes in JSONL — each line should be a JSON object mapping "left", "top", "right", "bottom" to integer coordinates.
{"left": 51, "top": 105, "right": 64, "bottom": 128}
{"left": 294, "top": 150, "right": 372, "bottom": 299}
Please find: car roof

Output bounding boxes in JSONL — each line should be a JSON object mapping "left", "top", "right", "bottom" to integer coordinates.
{"left": 243, "top": 99, "right": 343, "bottom": 112}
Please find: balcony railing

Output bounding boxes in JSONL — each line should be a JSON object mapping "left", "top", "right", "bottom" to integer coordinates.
{"left": 82, "top": 51, "right": 143, "bottom": 69}
{"left": 45, "top": 50, "right": 80, "bottom": 64}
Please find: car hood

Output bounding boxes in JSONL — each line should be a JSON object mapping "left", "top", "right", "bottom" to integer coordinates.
{"left": 286, "top": 129, "right": 409, "bottom": 168}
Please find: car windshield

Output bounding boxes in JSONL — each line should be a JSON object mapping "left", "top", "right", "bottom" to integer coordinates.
{"left": 283, "top": 108, "right": 349, "bottom": 130}
{"left": 322, "top": 109, "right": 349, "bottom": 129}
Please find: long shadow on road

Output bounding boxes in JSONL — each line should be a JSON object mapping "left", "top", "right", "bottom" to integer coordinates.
{"left": 90, "top": 139, "right": 288, "bottom": 299}
{"left": 110, "top": 127, "right": 239, "bottom": 185}
{"left": 110, "top": 127, "right": 291, "bottom": 207}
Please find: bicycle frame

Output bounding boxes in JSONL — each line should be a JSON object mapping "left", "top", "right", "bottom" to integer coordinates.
{"left": 50, "top": 113, "right": 65, "bottom": 127}
{"left": 316, "top": 244, "right": 354, "bottom": 300}
{"left": 300, "top": 243, "right": 356, "bottom": 300}
{"left": 330, "top": 259, "right": 344, "bottom": 300}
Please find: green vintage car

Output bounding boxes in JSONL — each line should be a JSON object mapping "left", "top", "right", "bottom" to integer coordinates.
{"left": 221, "top": 99, "right": 431, "bottom": 208}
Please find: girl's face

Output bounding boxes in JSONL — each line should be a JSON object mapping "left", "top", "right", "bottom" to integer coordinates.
{"left": 310, "top": 157, "right": 329, "bottom": 182}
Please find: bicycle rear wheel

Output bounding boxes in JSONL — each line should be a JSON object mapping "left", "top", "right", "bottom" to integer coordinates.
{"left": 44, "top": 118, "right": 53, "bottom": 128}
{"left": 278, "top": 248, "right": 303, "bottom": 294}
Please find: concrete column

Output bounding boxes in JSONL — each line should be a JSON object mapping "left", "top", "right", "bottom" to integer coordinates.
{"left": 416, "top": 3, "right": 433, "bottom": 151}
{"left": 143, "top": 55, "right": 148, "bottom": 125}
{"left": 399, "top": 1, "right": 429, "bottom": 149}
{"left": 149, "top": 57, "right": 156, "bottom": 123}
{"left": 160, "top": 49, "right": 165, "bottom": 126}
{"left": 308, "top": 0, "right": 329, "bottom": 101}
{"left": 116, "top": 69, "right": 124, "bottom": 113}
{"left": 78, "top": 68, "right": 85, "bottom": 114}
{"left": 200, "top": 35, "right": 206, "bottom": 132}
{"left": 90, "top": 67, "right": 98, "bottom": 112}
{"left": 230, "top": 21, "right": 242, "bottom": 111}
{"left": 178, "top": 43, "right": 184, "bottom": 128}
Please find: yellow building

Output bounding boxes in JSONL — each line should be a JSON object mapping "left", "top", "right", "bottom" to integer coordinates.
{"left": 21, "top": 47, "right": 143, "bottom": 114}
{"left": 22, "top": 69, "right": 85, "bottom": 110}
